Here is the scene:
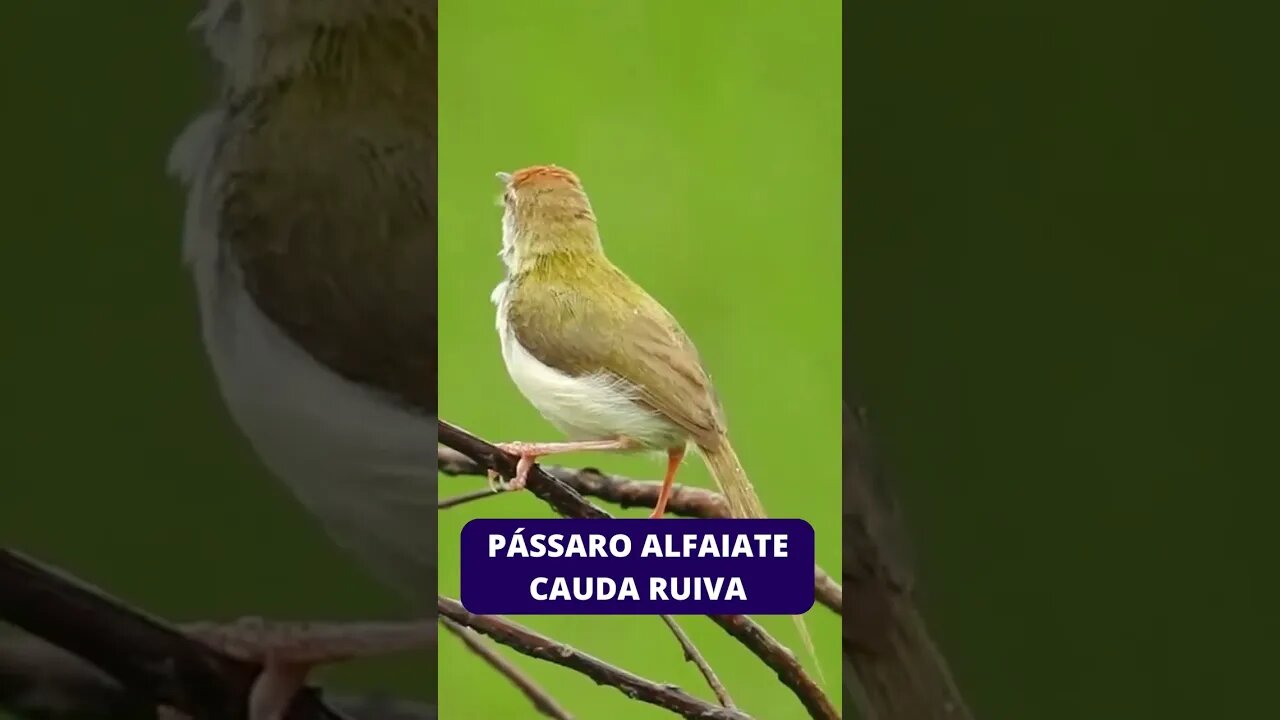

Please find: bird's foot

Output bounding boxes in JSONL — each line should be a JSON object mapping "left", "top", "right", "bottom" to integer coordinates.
{"left": 491, "top": 442, "right": 540, "bottom": 491}
{"left": 486, "top": 464, "right": 531, "bottom": 492}
{"left": 184, "top": 617, "right": 435, "bottom": 720}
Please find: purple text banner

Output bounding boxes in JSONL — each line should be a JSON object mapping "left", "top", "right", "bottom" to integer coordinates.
{"left": 460, "top": 518, "right": 815, "bottom": 615}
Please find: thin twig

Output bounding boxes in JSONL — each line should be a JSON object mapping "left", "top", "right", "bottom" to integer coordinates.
{"left": 438, "top": 444, "right": 844, "bottom": 616}
{"left": 440, "top": 617, "right": 572, "bottom": 720}
{"left": 437, "top": 420, "right": 839, "bottom": 720}
{"left": 437, "top": 487, "right": 501, "bottom": 509}
{"left": 438, "top": 596, "right": 750, "bottom": 720}
{"left": 813, "top": 569, "right": 843, "bottom": 616}
{"left": 659, "top": 615, "right": 735, "bottom": 708}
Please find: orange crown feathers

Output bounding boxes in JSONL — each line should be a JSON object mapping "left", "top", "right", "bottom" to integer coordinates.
{"left": 508, "top": 165, "right": 583, "bottom": 191}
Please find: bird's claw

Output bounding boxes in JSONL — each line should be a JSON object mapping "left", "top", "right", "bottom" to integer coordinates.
{"left": 486, "top": 466, "right": 529, "bottom": 492}
{"left": 488, "top": 443, "right": 535, "bottom": 492}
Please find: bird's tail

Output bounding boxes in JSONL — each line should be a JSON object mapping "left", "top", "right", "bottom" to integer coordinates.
{"left": 697, "top": 437, "right": 765, "bottom": 520}
{"left": 697, "top": 439, "right": 824, "bottom": 683}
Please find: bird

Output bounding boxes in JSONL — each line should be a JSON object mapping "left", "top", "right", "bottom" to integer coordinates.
{"left": 168, "top": 1, "right": 438, "bottom": 717}
{"left": 488, "top": 165, "right": 766, "bottom": 522}
{"left": 487, "top": 165, "right": 818, "bottom": 672}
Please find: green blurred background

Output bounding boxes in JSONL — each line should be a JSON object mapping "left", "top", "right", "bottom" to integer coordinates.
{"left": 438, "top": 2, "right": 842, "bottom": 718}
{"left": 0, "top": 2, "right": 429, "bottom": 714}
{"left": 848, "top": 4, "right": 1279, "bottom": 720}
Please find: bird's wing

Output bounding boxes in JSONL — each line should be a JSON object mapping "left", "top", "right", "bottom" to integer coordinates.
{"left": 506, "top": 269, "right": 725, "bottom": 447}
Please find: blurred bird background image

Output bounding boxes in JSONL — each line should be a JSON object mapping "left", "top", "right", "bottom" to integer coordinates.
{"left": 437, "top": 1, "right": 842, "bottom": 718}
{"left": 1, "top": 2, "right": 436, "bottom": 717}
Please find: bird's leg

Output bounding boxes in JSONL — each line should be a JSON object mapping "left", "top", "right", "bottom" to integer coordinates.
{"left": 183, "top": 618, "right": 435, "bottom": 720}
{"left": 650, "top": 446, "right": 686, "bottom": 519}
{"left": 487, "top": 438, "right": 641, "bottom": 491}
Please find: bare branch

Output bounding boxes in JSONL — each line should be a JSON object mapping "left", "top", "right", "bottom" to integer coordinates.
{"left": 437, "top": 420, "right": 839, "bottom": 720}
{"left": 659, "top": 615, "right": 735, "bottom": 708}
{"left": 439, "top": 617, "right": 572, "bottom": 720}
{"left": 437, "top": 444, "right": 844, "bottom": 615}
{"left": 813, "top": 569, "right": 843, "bottom": 616}
{"left": 0, "top": 630, "right": 151, "bottom": 720}
{"left": 438, "top": 596, "right": 749, "bottom": 720}
{"left": 324, "top": 694, "right": 436, "bottom": 720}
{"left": 437, "top": 487, "right": 502, "bottom": 509}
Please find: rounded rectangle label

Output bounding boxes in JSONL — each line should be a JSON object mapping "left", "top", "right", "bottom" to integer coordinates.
{"left": 460, "top": 518, "right": 816, "bottom": 615}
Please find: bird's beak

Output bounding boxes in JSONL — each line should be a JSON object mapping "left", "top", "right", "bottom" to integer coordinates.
{"left": 495, "top": 171, "right": 513, "bottom": 184}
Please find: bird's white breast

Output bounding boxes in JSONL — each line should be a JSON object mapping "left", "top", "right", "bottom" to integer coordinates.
{"left": 490, "top": 280, "right": 685, "bottom": 451}
{"left": 171, "top": 109, "right": 436, "bottom": 608}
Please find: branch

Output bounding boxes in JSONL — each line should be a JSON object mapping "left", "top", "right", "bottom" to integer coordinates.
{"left": 840, "top": 397, "right": 973, "bottom": 720}
{"left": 0, "top": 551, "right": 441, "bottom": 720}
{"left": 437, "top": 487, "right": 501, "bottom": 510}
{"left": 437, "top": 419, "right": 838, "bottom": 720}
{"left": 0, "top": 630, "right": 439, "bottom": 720}
{"left": 659, "top": 615, "right": 735, "bottom": 709}
{"left": 0, "top": 630, "right": 151, "bottom": 720}
{"left": 439, "top": 617, "right": 571, "bottom": 720}
{"left": 321, "top": 695, "right": 435, "bottom": 720}
{"left": 437, "top": 445, "right": 843, "bottom": 615}
{"left": 0, "top": 549, "right": 346, "bottom": 720}
{"left": 439, "top": 596, "right": 749, "bottom": 720}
